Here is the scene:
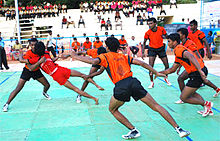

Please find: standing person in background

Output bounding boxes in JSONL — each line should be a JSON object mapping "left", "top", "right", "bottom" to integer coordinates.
{"left": 0, "top": 32, "right": 9, "bottom": 70}
{"left": 206, "top": 31, "right": 215, "bottom": 53}
{"left": 188, "top": 20, "right": 212, "bottom": 59}
{"left": 78, "top": 15, "right": 85, "bottom": 28}
{"left": 170, "top": 0, "right": 177, "bottom": 8}
{"left": 12, "top": 40, "right": 23, "bottom": 60}
{"left": 57, "top": 34, "right": 64, "bottom": 54}
{"left": 46, "top": 31, "right": 56, "bottom": 57}
{"left": 142, "top": 18, "right": 171, "bottom": 88}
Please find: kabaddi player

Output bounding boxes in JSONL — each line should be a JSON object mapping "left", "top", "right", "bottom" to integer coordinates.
{"left": 142, "top": 17, "right": 171, "bottom": 88}
{"left": 71, "top": 37, "right": 190, "bottom": 139}
{"left": 2, "top": 38, "right": 51, "bottom": 112}
{"left": 160, "top": 33, "right": 213, "bottom": 117}
{"left": 27, "top": 42, "right": 101, "bottom": 105}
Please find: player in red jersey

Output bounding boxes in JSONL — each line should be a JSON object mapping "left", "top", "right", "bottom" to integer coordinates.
{"left": 27, "top": 42, "right": 101, "bottom": 104}
{"left": 2, "top": 38, "right": 51, "bottom": 112}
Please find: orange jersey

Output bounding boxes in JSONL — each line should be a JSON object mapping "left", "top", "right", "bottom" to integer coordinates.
{"left": 174, "top": 45, "right": 204, "bottom": 74}
{"left": 181, "top": 39, "right": 198, "bottom": 52}
{"left": 23, "top": 50, "right": 40, "bottom": 71}
{"left": 144, "top": 26, "right": 166, "bottom": 49}
{"left": 72, "top": 41, "right": 80, "bottom": 49}
{"left": 119, "top": 39, "right": 127, "bottom": 45}
{"left": 188, "top": 30, "right": 206, "bottom": 50}
{"left": 93, "top": 41, "right": 103, "bottom": 48}
{"left": 87, "top": 49, "right": 98, "bottom": 58}
{"left": 83, "top": 41, "right": 92, "bottom": 49}
{"left": 98, "top": 52, "right": 133, "bottom": 84}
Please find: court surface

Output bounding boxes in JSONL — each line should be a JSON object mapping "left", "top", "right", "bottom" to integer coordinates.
{"left": 0, "top": 64, "right": 220, "bottom": 141}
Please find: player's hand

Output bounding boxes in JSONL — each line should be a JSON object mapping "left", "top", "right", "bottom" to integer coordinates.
{"left": 154, "top": 72, "right": 166, "bottom": 79}
{"left": 207, "top": 54, "right": 212, "bottom": 60}
{"left": 39, "top": 57, "right": 46, "bottom": 63}
{"left": 176, "top": 67, "right": 181, "bottom": 75}
{"left": 199, "top": 70, "right": 208, "bottom": 83}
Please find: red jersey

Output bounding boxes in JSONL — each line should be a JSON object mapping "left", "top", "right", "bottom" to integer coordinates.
{"left": 144, "top": 26, "right": 166, "bottom": 49}
{"left": 87, "top": 49, "right": 98, "bottom": 58}
{"left": 174, "top": 45, "right": 204, "bottom": 74}
{"left": 181, "top": 39, "right": 198, "bottom": 52}
{"left": 98, "top": 52, "right": 133, "bottom": 84}
{"left": 188, "top": 30, "right": 206, "bottom": 50}
{"left": 23, "top": 50, "right": 40, "bottom": 71}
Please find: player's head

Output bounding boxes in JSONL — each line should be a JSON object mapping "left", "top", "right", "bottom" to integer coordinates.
{"left": 34, "top": 41, "right": 46, "bottom": 56}
{"left": 96, "top": 37, "right": 100, "bottom": 41}
{"left": 97, "top": 47, "right": 107, "bottom": 55}
{"left": 86, "top": 37, "right": 89, "bottom": 42}
{"left": 121, "top": 35, "right": 125, "bottom": 40}
{"left": 189, "top": 19, "right": 198, "bottom": 31}
{"left": 105, "top": 37, "right": 120, "bottom": 52}
{"left": 208, "top": 31, "right": 213, "bottom": 36}
{"left": 29, "top": 38, "right": 38, "bottom": 49}
{"left": 167, "top": 33, "right": 180, "bottom": 49}
{"left": 147, "top": 17, "right": 157, "bottom": 30}
{"left": 177, "top": 28, "right": 188, "bottom": 40}
{"left": 48, "top": 30, "right": 52, "bottom": 35}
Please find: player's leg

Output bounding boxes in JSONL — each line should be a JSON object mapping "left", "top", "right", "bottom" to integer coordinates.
{"left": 36, "top": 76, "right": 51, "bottom": 100}
{"left": 148, "top": 56, "right": 156, "bottom": 88}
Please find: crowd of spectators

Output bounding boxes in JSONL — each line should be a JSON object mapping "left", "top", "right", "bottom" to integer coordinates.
{"left": 0, "top": 4, "right": 67, "bottom": 20}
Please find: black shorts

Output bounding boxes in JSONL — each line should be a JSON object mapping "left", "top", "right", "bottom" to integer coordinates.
{"left": 20, "top": 67, "right": 44, "bottom": 81}
{"left": 114, "top": 77, "right": 147, "bottom": 102}
{"left": 186, "top": 66, "right": 208, "bottom": 88}
{"left": 148, "top": 46, "right": 167, "bottom": 58}
{"left": 92, "top": 64, "right": 101, "bottom": 69}
{"left": 199, "top": 48, "right": 205, "bottom": 58}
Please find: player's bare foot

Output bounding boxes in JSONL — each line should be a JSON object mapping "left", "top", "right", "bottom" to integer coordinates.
{"left": 94, "top": 98, "right": 99, "bottom": 105}
{"left": 98, "top": 87, "right": 104, "bottom": 91}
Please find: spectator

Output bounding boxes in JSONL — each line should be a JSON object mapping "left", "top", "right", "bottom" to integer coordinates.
{"left": 61, "top": 16, "right": 67, "bottom": 29}
{"left": 46, "top": 31, "right": 56, "bottom": 57}
{"left": 0, "top": 32, "right": 9, "bottom": 70}
{"left": 72, "top": 38, "right": 81, "bottom": 52}
{"left": 67, "top": 16, "right": 75, "bottom": 28}
{"left": 101, "top": 18, "right": 107, "bottom": 31}
{"left": 128, "top": 6, "right": 134, "bottom": 17}
{"left": 142, "top": 13, "right": 147, "bottom": 24}
{"left": 57, "top": 34, "right": 64, "bottom": 54}
{"left": 207, "top": 31, "right": 215, "bottom": 53}
{"left": 123, "top": 7, "right": 129, "bottom": 17}
{"left": 119, "top": 35, "right": 128, "bottom": 54}
{"left": 115, "top": 19, "right": 122, "bottom": 30}
{"left": 147, "top": 6, "right": 153, "bottom": 17}
{"left": 12, "top": 40, "right": 22, "bottom": 60}
{"left": 156, "top": 0, "right": 163, "bottom": 9}
{"left": 97, "top": 12, "right": 101, "bottom": 23}
{"left": 170, "top": 0, "right": 177, "bottom": 8}
{"left": 78, "top": 15, "right": 85, "bottom": 28}
{"left": 83, "top": 37, "right": 92, "bottom": 51}
{"left": 136, "top": 13, "right": 142, "bottom": 25}
{"left": 115, "top": 11, "right": 121, "bottom": 21}
{"left": 128, "top": 36, "right": 139, "bottom": 57}
{"left": 160, "top": 6, "right": 166, "bottom": 15}
{"left": 106, "top": 18, "right": 112, "bottom": 30}
{"left": 93, "top": 37, "right": 103, "bottom": 48}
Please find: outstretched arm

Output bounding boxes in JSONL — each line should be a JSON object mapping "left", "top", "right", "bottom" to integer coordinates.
{"left": 88, "top": 66, "right": 105, "bottom": 78}
{"left": 132, "top": 59, "right": 166, "bottom": 77}
{"left": 142, "top": 38, "right": 147, "bottom": 59}
{"left": 71, "top": 52, "right": 100, "bottom": 65}
{"left": 27, "top": 57, "right": 46, "bottom": 71}
{"left": 160, "top": 63, "right": 180, "bottom": 75}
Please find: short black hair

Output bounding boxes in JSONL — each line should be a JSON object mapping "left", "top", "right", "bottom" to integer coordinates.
{"left": 209, "top": 31, "right": 213, "bottom": 36}
{"left": 30, "top": 38, "right": 38, "bottom": 42}
{"left": 96, "top": 37, "right": 99, "bottom": 40}
{"left": 177, "top": 28, "right": 188, "bottom": 37}
{"left": 86, "top": 37, "right": 89, "bottom": 40}
{"left": 73, "top": 38, "right": 77, "bottom": 40}
{"left": 97, "top": 47, "right": 107, "bottom": 55}
{"left": 105, "top": 37, "right": 120, "bottom": 52}
{"left": 189, "top": 19, "right": 198, "bottom": 26}
{"left": 34, "top": 41, "right": 45, "bottom": 56}
{"left": 147, "top": 17, "right": 157, "bottom": 23}
{"left": 168, "top": 33, "right": 180, "bottom": 44}
{"left": 121, "top": 35, "right": 124, "bottom": 37}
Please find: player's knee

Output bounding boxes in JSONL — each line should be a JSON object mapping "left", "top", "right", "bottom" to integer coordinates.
{"left": 177, "top": 76, "right": 184, "bottom": 82}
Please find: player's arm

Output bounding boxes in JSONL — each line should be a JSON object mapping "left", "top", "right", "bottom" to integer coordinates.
{"left": 88, "top": 66, "right": 105, "bottom": 78}
{"left": 160, "top": 63, "right": 180, "bottom": 75}
{"left": 142, "top": 38, "right": 148, "bottom": 59}
{"left": 52, "top": 56, "right": 59, "bottom": 62}
{"left": 183, "top": 51, "right": 208, "bottom": 82}
{"left": 132, "top": 59, "right": 166, "bottom": 78}
{"left": 71, "top": 51, "right": 99, "bottom": 65}
{"left": 18, "top": 50, "right": 29, "bottom": 63}
{"left": 203, "top": 38, "right": 212, "bottom": 59}
{"left": 27, "top": 57, "right": 46, "bottom": 71}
